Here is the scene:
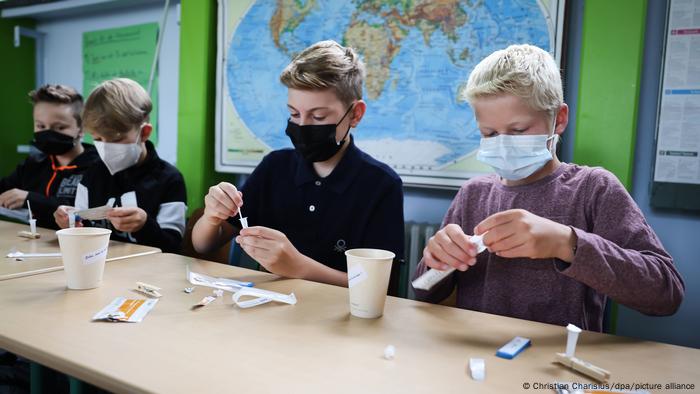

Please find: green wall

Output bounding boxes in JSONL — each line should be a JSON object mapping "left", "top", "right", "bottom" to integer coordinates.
{"left": 0, "top": 1, "right": 225, "bottom": 213}
{"left": 176, "top": 0, "right": 229, "bottom": 214}
{"left": 0, "top": 17, "right": 35, "bottom": 176}
{"left": 574, "top": 0, "right": 648, "bottom": 189}
{"left": 573, "top": 0, "right": 648, "bottom": 333}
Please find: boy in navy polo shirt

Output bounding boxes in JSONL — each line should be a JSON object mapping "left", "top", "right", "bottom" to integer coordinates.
{"left": 193, "top": 40, "right": 404, "bottom": 291}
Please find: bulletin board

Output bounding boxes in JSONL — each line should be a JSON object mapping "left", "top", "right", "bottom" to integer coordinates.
{"left": 82, "top": 22, "right": 159, "bottom": 143}
{"left": 651, "top": 0, "right": 700, "bottom": 211}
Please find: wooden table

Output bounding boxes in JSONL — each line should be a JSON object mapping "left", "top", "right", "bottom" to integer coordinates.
{"left": 0, "top": 253, "right": 698, "bottom": 393}
{"left": 0, "top": 220, "right": 161, "bottom": 281}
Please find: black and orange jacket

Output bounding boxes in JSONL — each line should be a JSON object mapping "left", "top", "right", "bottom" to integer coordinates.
{"left": 0, "top": 143, "right": 99, "bottom": 229}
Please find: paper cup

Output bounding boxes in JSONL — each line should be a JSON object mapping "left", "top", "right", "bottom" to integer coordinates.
{"left": 56, "top": 227, "right": 112, "bottom": 290}
{"left": 345, "top": 248, "right": 395, "bottom": 319}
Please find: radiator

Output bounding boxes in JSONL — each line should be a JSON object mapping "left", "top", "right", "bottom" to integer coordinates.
{"left": 404, "top": 221, "right": 440, "bottom": 299}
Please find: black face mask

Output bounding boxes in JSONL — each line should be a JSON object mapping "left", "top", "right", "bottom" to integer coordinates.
{"left": 285, "top": 104, "right": 354, "bottom": 163}
{"left": 32, "top": 129, "right": 78, "bottom": 155}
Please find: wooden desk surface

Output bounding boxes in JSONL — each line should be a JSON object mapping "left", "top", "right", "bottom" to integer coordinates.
{"left": 0, "top": 220, "right": 161, "bottom": 281}
{"left": 0, "top": 253, "right": 697, "bottom": 394}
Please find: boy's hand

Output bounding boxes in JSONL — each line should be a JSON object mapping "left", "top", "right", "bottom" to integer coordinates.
{"left": 236, "top": 226, "right": 305, "bottom": 278}
{"left": 474, "top": 209, "right": 576, "bottom": 263}
{"left": 107, "top": 207, "right": 147, "bottom": 233}
{"left": 203, "top": 182, "right": 243, "bottom": 226}
{"left": 0, "top": 188, "right": 28, "bottom": 209}
{"left": 423, "top": 223, "right": 479, "bottom": 272}
{"left": 54, "top": 206, "right": 82, "bottom": 229}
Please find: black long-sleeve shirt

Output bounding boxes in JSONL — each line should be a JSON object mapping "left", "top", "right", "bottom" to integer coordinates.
{"left": 0, "top": 144, "right": 99, "bottom": 228}
{"left": 75, "top": 141, "right": 187, "bottom": 253}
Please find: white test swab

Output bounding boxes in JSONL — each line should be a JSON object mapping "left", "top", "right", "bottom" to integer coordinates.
{"left": 27, "top": 201, "right": 37, "bottom": 234}
{"left": 238, "top": 206, "right": 248, "bottom": 229}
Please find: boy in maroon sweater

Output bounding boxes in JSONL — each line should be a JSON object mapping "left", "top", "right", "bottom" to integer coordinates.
{"left": 412, "top": 44, "right": 684, "bottom": 331}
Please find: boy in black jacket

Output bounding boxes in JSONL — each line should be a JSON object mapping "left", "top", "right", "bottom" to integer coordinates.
{"left": 0, "top": 84, "right": 99, "bottom": 228}
{"left": 54, "top": 78, "right": 186, "bottom": 253}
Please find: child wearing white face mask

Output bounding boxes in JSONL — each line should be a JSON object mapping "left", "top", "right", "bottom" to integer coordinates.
{"left": 53, "top": 78, "right": 187, "bottom": 253}
{"left": 412, "top": 44, "right": 684, "bottom": 331}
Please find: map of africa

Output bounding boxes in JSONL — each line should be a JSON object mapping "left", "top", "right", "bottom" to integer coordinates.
{"left": 218, "top": 0, "right": 561, "bottom": 186}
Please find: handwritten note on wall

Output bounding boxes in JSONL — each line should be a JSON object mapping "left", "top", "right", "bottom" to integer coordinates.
{"left": 83, "top": 23, "right": 159, "bottom": 143}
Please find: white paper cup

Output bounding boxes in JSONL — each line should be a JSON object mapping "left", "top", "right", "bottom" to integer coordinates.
{"left": 56, "top": 227, "right": 112, "bottom": 290}
{"left": 345, "top": 248, "right": 395, "bottom": 319}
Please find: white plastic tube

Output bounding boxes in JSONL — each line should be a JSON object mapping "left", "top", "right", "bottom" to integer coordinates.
{"left": 565, "top": 323, "right": 582, "bottom": 357}
{"left": 412, "top": 234, "right": 487, "bottom": 291}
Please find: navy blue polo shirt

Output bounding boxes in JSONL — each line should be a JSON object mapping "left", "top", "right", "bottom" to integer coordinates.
{"left": 230, "top": 137, "right": 405, "bottom": 275}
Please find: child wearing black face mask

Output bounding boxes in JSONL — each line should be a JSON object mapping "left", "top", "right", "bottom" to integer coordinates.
{"left": 0, "top": 84, "right": 99, "bottom": 229}
{"left": 192, "top": 40, "right": 405, "bottom": 294}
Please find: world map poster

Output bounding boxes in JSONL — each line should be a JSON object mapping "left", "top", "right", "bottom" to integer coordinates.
{"left": 216, "top": 0, "right": 564, "bottom": 187}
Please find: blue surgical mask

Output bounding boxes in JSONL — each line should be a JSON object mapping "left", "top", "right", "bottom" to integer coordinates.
{"left": 476, "top": 118, "right": 558, "bottom": 181}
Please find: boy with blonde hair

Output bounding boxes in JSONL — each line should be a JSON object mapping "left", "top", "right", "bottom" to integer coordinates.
{"left": 413, "top": 44, "right": 684, "bottom": 331}
{"left": 192, "top": 40, "right": 404, "bottom": 291}
{"left": 1, "top": 84, "right": 98, "bottom": 228}
{"left": 54, "top": 78, "right": 186, "bottom": 253}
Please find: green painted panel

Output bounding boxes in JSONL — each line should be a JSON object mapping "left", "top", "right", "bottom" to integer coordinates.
{"left": 176, "top": 0, "right": 227, "bottom": 213}
{"left": 574, "top": 0, "right": 647, "bottom": 190}
{"left": 0, "top": 17, "right": 35, "bottom": 177}
{"left": 574, "top": 0, "right": 648, "bottom": 334}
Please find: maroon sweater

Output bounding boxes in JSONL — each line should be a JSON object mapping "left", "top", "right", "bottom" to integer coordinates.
{"left": 412, "top": 163, "right": 684, "bottom": 331}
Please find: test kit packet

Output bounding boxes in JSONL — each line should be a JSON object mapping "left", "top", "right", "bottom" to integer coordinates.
{"left": 93, "top": 297, "right": 158, "bottom": 322}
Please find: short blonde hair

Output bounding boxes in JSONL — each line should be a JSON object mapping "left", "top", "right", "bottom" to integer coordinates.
{"left": 83, "top": 78, "right": 152, "bottom": 137}
{"left": 461, "top": 44, "right": 563, "bottom": 116}
{"left": 280, "top": 40, "right": 365, "bottom": 106}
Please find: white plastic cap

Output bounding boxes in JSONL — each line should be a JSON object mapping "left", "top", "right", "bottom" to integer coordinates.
{"left": 383, "top": 345, "right": 395, "bottom": 360}
{"left": 469, "top": 358, "right": 485, "bottom": 381}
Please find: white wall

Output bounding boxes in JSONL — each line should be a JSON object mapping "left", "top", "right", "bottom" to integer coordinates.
{"left": 36, "top": 0, "right": 180, "bottom": 164}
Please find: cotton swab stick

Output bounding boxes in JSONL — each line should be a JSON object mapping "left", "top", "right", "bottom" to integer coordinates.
{"left": 26, "top": 201, "right": 37, "bottom": 234}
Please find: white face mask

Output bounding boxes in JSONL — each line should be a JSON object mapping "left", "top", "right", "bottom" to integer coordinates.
{"left": 476, "top": 116, "right": 559, "bottom": 181}
{"left": 94, "top": 129, "right": 143, "bottom": 175}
